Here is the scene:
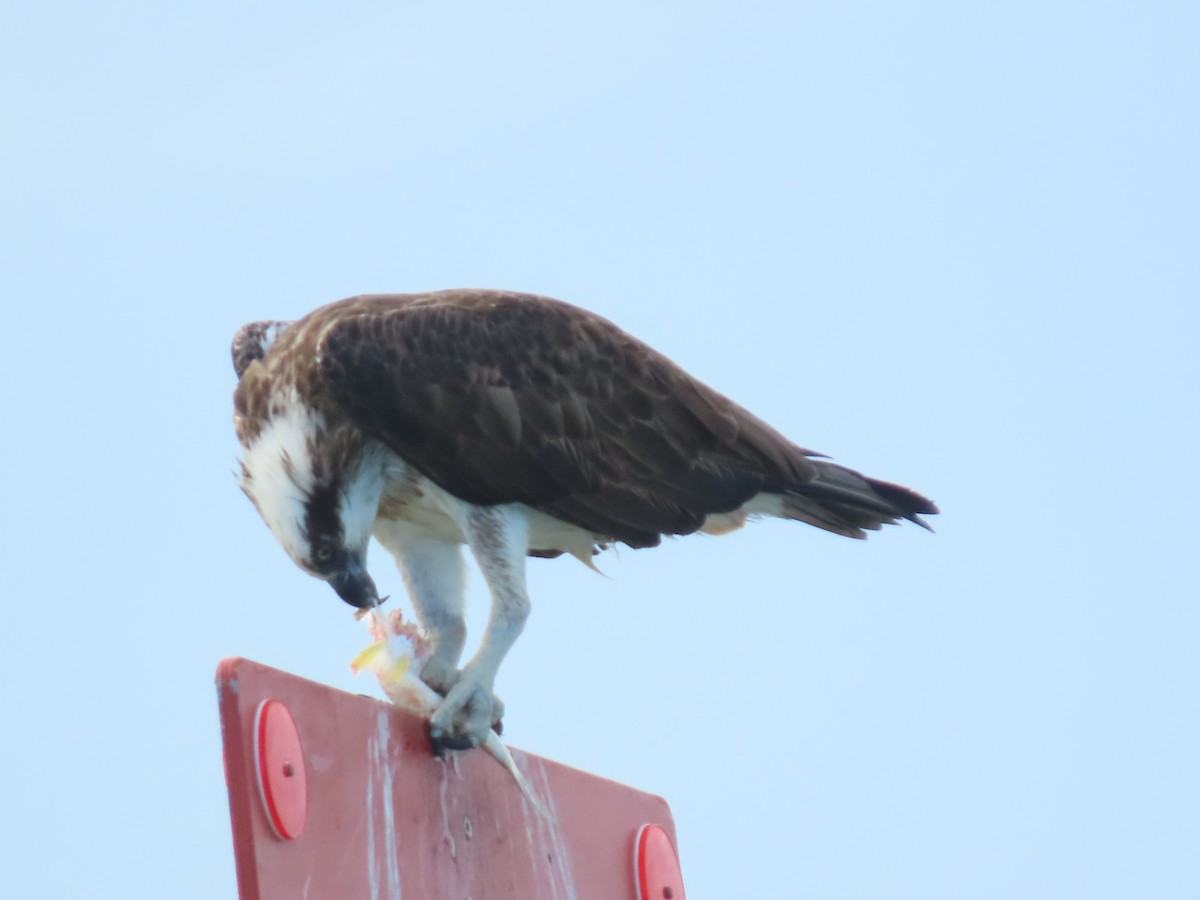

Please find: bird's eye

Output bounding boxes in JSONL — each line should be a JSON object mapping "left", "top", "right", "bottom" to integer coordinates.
{"left": 315, "top": 544, "right": 334, "bottom": 562}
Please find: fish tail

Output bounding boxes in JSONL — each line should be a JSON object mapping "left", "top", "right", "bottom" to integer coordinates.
{"left": 483, "top": 733, "right": 556, "bottom": 823}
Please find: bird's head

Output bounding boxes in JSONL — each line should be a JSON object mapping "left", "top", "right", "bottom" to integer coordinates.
{"left": 238, "top": 402, "right": 385, "bottom": 609}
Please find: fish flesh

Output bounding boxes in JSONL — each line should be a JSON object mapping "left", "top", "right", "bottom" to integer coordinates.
{"left": 351, "top": 607, "right": 554, "bottom": 822}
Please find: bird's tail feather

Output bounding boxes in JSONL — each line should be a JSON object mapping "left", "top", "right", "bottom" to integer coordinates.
{"left": 779, "top": 460, "right": 938, "bottom": 539}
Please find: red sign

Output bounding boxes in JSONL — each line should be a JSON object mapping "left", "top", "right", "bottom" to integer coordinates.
{"left": 217, "top": 657, "right": 685, "bottom": 899}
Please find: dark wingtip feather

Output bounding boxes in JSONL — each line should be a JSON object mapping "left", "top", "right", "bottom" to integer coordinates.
{"left": 907, "top": 513, "right": 936, "bottom": 533}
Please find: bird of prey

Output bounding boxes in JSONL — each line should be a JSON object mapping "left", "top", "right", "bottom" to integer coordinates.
{"left": 232, "top": 290, "right": 937, "bottom": 750}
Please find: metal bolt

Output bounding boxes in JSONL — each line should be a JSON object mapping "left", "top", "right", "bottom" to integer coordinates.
{"left": 663, "top": 888, "right": 674, "bottom": 899}
{"left": 282, "top": 762, "right": 295, "bottom": 777}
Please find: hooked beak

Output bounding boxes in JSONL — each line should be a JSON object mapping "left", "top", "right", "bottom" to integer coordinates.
{"left": 328, "top": 555, "right": 380, "bottom": 609}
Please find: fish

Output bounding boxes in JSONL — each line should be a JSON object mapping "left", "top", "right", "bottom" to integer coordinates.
{"left": 351, "top": 607, "right": 555, "bottom": 822}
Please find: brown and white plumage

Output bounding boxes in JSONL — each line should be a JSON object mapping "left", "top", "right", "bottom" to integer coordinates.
{"left": 232, "top": 290, "right": 937, "bottom": 749}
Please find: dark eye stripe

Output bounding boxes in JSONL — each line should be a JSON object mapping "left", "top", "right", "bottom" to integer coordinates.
{"left": 303, "top": 481, "right": 344, "bottom": 564}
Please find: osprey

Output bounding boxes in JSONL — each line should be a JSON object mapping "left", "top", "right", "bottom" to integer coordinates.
{"left": 232, "top": 290, "right": 937, "bottom": 750}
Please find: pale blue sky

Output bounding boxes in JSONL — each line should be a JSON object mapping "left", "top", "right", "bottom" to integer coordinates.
{"left": 3, "top": 2, "right": 1197, "bottom": 897}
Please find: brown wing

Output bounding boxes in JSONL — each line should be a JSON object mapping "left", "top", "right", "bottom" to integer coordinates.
{"left": 312, "top": 290, "right": 825, "bottom": 548}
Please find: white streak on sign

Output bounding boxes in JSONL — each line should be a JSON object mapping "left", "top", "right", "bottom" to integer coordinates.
{"left": 436, "top": 758, "right": 458, "bottom": 859}
{"left": 366, "top": 710, "right": 402, "bottom": 900}
{"left": 519, "top": 754, "right": 578, "bottom": 900}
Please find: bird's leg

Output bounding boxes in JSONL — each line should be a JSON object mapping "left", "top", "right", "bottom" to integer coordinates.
{"left": 390, "top": 533, "right": 469, "bottom": 697}
{"left": 429, "top": 504, "right": 530, "bottom": 751}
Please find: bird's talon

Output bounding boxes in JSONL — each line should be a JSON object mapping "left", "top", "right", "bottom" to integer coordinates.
{"left": 427, "top": 675, "right": 502, "bottom": 750}
{"left": 429, "top": 729, "right": 481, "bottom": 753}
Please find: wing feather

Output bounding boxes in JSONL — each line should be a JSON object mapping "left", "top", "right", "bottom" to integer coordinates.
{"left": 309, "top": 291, "right": 821, "bottom": 546}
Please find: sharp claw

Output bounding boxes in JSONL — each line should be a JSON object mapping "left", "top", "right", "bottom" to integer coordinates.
{"left": 430, "top": 728, "right": 480, "bottom": 753}
{"left": 427, "top": 673, "right": 502, "bottom": 752}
